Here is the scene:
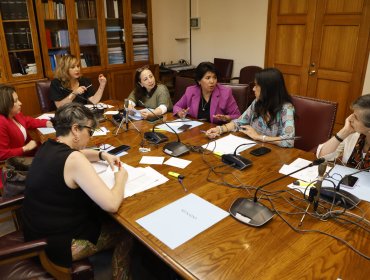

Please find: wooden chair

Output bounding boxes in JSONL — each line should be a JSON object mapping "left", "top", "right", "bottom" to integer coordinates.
{"left": 220, "top": 83, "right": 250, "bottom": 113}
{"left": 292, "top": 95, "right": 338, "bottom": 152}
{"left": 0, "top": 195, "right": 94, "bottom": 280}
{"left": 214, "top": 58, "right": 233, "bottom": 83}
{"left": 36, "top": 80, "right": 56, "bottom": 113}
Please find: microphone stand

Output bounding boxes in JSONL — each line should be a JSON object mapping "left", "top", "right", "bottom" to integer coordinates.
{"left": 138, "top": 100, "right": 190, "bottom": 157}
{"left": 318, "top": 165, "right": 369, "bottom": 209}
{"left": 229, "top": 158, "right": 325, "bottom": 227}
{"left": 115, "top": 100, "right": 140, "bottom": 135}
{"left": 222, "top": 136, "right": 301, "bottom": 170}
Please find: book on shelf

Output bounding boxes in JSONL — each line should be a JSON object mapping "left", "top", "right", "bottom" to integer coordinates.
{"left": 104, "top": 0, "right": 118, "bottom": 19}
{"left": 48, "top": 49, "right": 69, "bottom": 71}
{"left": 78, "top": 28, "right": 96, "bottom": 45}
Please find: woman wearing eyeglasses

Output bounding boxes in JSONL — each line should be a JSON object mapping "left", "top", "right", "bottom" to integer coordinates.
{"left": 0, "top": 85, "right": 53, "bottom": 161}
{"left": 127, "top": 65, "right": 172, "bottom": 119}
{"left": 50, "top": 54, "right": 107, "bottom": 108}
{"left": 173, "top": 62, "right": 240, "bottom": 123}
{"left": 317, "top": 94, "right": 370, "bottom": 169}
{"left": 22, "top": 103, "right": 132, "bottom": 279}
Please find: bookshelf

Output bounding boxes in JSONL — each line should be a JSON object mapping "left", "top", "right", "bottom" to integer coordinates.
{"left": 0, "top": 0, "right": 44, "bottom": 82}
{"left": 0, "top": 0, "right": 155, "bottom": 114}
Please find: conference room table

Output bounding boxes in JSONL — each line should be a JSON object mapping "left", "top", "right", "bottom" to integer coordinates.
{"left": 34, "top": 100, "right": 370, "bottom": 279}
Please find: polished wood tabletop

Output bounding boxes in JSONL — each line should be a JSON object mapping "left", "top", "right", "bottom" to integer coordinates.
{"left": 34, "top": 101, "right": 370, "bottom": 279}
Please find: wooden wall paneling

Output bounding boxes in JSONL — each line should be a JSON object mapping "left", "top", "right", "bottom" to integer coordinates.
{"left": 15, "top": 82, "right": 41, "bottom": 116}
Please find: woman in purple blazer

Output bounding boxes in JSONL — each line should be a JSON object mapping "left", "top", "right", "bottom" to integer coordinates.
{"left": 173, "top": 62, "right": 240, "bottom": 124}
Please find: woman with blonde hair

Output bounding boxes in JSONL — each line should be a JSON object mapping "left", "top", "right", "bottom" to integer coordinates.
{"left": 50, "top": 54, "right": 107, "bottom": 108}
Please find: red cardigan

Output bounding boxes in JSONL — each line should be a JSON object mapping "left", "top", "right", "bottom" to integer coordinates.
{"left": 0, "top": 113, "right": 48, "bottom": 161}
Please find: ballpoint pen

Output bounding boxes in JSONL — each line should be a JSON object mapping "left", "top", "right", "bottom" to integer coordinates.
{"left": 86, "top": 84, "right": 93, "bottom": 89}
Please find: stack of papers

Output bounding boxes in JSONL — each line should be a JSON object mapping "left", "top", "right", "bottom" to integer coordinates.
{"left": 202, "top": 134, "right": 256, "bottom": 155}
{"left": 279, "top": 158, "right": 329, "bottom": 182}
{"left": 93, "top": 162, "right": 168, "bottom": 198}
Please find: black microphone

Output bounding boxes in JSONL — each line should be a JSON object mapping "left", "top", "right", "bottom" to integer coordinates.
{"left": 313, "top": 161, "right": 327, "bottom": 211}
{"left": 319, "top": 165, "right": 369, "bottom": 209}
{"left": 138, "top": 100, "right": 190, "bottom": 157}
{"left": 222, "top": 136, "right": 301, "bottom": 170}
{"left": 229, "top": 157, "right": 325, "bottom": 227}
{"left": 61, "top": 86, "right": 105, "bottom": 122}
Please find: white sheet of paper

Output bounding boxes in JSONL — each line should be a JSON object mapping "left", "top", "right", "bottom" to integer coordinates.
{"left": 202, "top": 134, "right": 256, "bottom": 155}
{"left": 37, "top": 127, "right": 56, "bottom": 135}
{"left": 94, "top": 163, "right": 168, "bottom": 197}
{"left": 104, "top": 110, "right": 119, "bottom": 115}
{"left": 37, "top": 113, "right": 54, "bottom": 119}
{"left": 164, "top": 157, "right": 191, "bottom": 169}
{"left": 155, "top": 120, "right": 203, "bottom": 134}
{"left": 136, "top": 193, "right": 229, "bottom": 249}
{"left": 279, "top": 158, "right": 331, "bottom": 182}
{"left": 140, "top": 156, "right": 165, "bottom": 165}
{"left": 85, "top": 103, "right": 113, "bottom": 109}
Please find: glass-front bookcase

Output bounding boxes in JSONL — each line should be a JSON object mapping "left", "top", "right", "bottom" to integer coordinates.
{"left": 0, "top": 0, "right": 43, "bottom": 81}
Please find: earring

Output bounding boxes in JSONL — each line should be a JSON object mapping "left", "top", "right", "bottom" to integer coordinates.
{"left": 73, "top": 136, "right": 79, "bottom": 143}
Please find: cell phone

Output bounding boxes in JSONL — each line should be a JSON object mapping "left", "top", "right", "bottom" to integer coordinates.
{"left": 178, "top": 124, "right": 192, "bottom": 131}
{"left": 250, "top": 147, "right": 271, "bottom": 156}
{"left": 146, "top": 115, "right": 163, "bottom": 123}
{"left": 107, "top": 144, "right": 130, "bottom": 155}
{"left": 340, "top": 175, "right": 358, "bottom": 188}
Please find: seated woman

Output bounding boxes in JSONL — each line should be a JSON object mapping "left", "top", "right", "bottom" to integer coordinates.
{"left": 173, "top": 62, "right": 240, "bottom": 124}
{"left": 206, "top": 68, "right": 295, "bottom": 148}
{"left": 317, "top": 94, "right": 370, "bottom": 169}
{"left": 127, "top": 65, "right": 172, "bottom": 119}
{"left": 0, "top": 85, "right": 53, "bottom": 161}
{"left": 50, "top": 55, "right": 107, "bottom": 108}
{"left": 22, "top": 103, "right": 132, "bottom": 279}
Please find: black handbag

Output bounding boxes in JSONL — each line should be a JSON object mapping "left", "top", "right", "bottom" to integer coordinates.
{"left": 1, "top": 157, "right": 33, "bottom": 198}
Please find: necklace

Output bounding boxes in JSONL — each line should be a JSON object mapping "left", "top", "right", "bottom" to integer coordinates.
{"left": 201, "top": 96, "right": 209, "bottom": 111}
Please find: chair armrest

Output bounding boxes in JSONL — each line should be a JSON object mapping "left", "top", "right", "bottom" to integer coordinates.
{"left": 0, "top": 238, "right": 47, "bottom": 264}
{"left": 230, "top": 76, "right": 239, "bottom": 81}
{"left": 0, "top": 195, "right": 25, "bottom": 210}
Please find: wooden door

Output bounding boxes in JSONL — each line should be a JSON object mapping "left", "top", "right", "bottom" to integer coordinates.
{"left": 266, "top": 0, "right": 370, "bottom": 129}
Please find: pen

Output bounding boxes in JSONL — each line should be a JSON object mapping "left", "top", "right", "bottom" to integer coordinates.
{"left": 86, "top": 84, "right": 93, "bottom": 89}
{"left": 168, "top": 172, "right": 187, "bottom": 192}
{"left": 200, "top": 130, "right": 207, "bottom": 134}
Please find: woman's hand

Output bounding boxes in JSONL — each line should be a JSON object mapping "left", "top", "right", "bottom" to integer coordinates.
{"left": 213, "top": 114, "right": 231, "bottom": 122}
{"left": 240, "top": 125, "right": 259, "bottom": 140}
{"left": 339, "top": 114, "right": 355, "bottom": 138}
{"left": 46, "top": 120, "right": 53, "bottom": 128}
{"left": 140, "top": 110, "right": 154, "bottom": 119}
{"left": 23, "top": 140, "right": 38, "bottom": 152}
{"left": 74, "top": 86, "right": 86, "bottom": 95}
{"left": 114, "top": 164, "right": 128, "bottom": 184}
{"left": 101, "top": 152, "right": 120, "bottom": 170}
{"left": 177, "top": 108, "right": 189, "bottom": 119}
{"left": 206, "top": 127, "right": 221, "bottom": 139}
{"left": 98, "top": 74, "right": 107, "bottom": 86}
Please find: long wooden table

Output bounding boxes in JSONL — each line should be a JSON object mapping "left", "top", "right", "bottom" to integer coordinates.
{"left": 35, "top": 101, "right": 370, "bottom": 279}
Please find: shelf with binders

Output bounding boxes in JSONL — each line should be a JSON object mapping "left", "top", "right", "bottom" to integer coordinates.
{"left": 106, "top": 21, "right": 126, "bottom": 65}
{"left": 131, "top": 0, "right": 149, "bottom": 62}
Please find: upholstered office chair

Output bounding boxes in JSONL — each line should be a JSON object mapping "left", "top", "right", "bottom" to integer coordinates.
{"left": 292, "top": 95, "right": 338, "bottom": 152}
{"left": 0, "top": 195, "right": 94, "bottom": 280}
{"left": 213, "top": 58, "right": 233, "bottom": 83}
{"left": 220, "top": 83, "right": 250, "bottom": 113}
{"left": 173, "top": 76, "right": 197, "bottom": 104}
{"left": 231, "top": 66, "right": 262, "bottom": 108}
{"left": 36, "top": 80, "right": 56, "bottom": 113}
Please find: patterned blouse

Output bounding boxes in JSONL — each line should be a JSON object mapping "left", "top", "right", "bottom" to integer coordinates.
{"left": 232, "top": 100, "right": 295, "bottom": 147}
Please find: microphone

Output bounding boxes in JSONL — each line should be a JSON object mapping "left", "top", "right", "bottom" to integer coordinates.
{"left": 313, "top": 161, "right": 327, "bottom": 211}
{"left": 125, "top": 99, "right": 129, "bottom": 131}
{"left": 319, "top": 166, "right": 369, "bottom": 209}
{"left": 229, "top": 158, "right": 325, "bottom": 227}
{"left": 61, "top": 86, "right": 105, "bottom": 122}
{"left": 222, "top": 136, "right": 300, "bottom": 170}
{"left": 138, "top": 100, "right": 190, "bottom": 157}
{"left": 115, "top": 99, "right": 130, "bottom": 135}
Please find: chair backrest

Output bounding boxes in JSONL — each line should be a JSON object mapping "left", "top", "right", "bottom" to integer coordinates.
{"left": 292, "top": 95, "right": 338, "bottom": 152}
{"left": 220, "top": 83, "right": 250, "bottom": 113}
{"left": 36, "top": 80, "right": 56, "bottom": 113}
{"left": 238, "top": 65, "right": 263, "bottom": 84}
{"left": 173, "top": 76, "right": 196, "bottom": 104}
{"left": 214, "top": 58, "right": 233, "bottom": 83}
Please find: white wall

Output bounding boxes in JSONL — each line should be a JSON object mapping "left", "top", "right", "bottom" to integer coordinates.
{"left": 152, "top": 0, "right": 369, "bottom": 93}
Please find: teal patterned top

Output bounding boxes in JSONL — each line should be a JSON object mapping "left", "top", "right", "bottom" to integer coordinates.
{"left": 233, "top": 100, "right": 295, "bottom": 147}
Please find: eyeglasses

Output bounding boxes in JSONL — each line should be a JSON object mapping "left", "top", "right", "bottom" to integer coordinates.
{"left": 80, "top": 125, "right": 94, "bottom": 137}
{"left": 136, "top": 65, "right": 150, "bottom": 73}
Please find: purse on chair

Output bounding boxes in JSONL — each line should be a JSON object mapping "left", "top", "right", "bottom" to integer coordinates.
{"left": 1, "top": 157, "right": 33, "bottom": 199}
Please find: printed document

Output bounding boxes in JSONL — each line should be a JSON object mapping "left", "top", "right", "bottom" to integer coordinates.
{"left": 202, "top": 134, "right": 256, "bottom": 155}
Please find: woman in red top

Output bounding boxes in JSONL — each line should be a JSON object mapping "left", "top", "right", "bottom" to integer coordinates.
{"left": 0, "top": 85, "right": 53, "bottom": 161}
